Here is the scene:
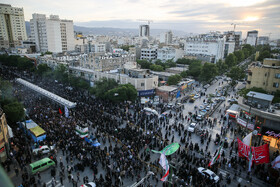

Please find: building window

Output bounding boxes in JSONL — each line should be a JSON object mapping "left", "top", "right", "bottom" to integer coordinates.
{"left": 141, "top": 83, "right": 145, "bottom": 87}
{"left": 273, "top": 82, "right": 279, "bottom": 88}
{"left": 275, "top": 73, "right": 280, "bottom": 79}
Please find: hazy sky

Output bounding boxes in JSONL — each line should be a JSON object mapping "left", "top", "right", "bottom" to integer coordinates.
{"left": 4, "top": 0, "right": 280, "bottom": 38}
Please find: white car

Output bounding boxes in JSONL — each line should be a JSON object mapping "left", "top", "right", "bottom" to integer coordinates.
{"left": 188, "top": 123, "right": 197, "bottom": 133}
{"left": 32, "top": 145, "right": 55, "bottom": 155}
{"left": 80, "top": 182, "right": 96, "bottom": 187}
{"left": 194, "top": 94, "right": 200, "bottom": 99}
{"left": 205, "top": 105, "right": 211, "bottom": 111}
{"left": 197, "top": 167, "right": 219, "bottom": 183}
{"left": 199, "top": 105, "right": 204, "bottom": 110}
{"left": 196, "top": 115, "right": 202, "bottom": 121}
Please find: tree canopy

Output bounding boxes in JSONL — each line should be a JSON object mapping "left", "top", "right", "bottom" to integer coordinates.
{"left": 167, "top": 74, "right": 182, "bottom": 85}
{"left": 199, "top": 63, "right": 218, "bottom": 82}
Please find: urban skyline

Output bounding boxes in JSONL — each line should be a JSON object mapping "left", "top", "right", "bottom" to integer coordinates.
{"left": 2, "top": 0, "right": 280, "bottom": 39}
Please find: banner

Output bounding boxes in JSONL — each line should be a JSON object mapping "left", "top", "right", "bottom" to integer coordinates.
{"left": 152, "top": 142, "right": 180, "bottom": 156}
{"left": 159, "top": 153, "right": 170, "bottom": 181}
{"left": 272, "top": 156, "right": 280, "bottom": 169}
{"left": 237, "top": 138, "right": 269, "bottom": 164}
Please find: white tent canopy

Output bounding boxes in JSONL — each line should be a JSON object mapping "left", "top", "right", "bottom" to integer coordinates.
{"left": 144, "top": 107, "right": 159, "bottom": 116}
{"left": 16, "top": 78, "right": 76, "bottom": 108}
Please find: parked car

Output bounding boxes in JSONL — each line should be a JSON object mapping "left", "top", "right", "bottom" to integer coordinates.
{"left": 194, "top": 94, "right": 200, "bottom": 99}
{"left": 196, "top": 115, "right": 203, "bottom": 121}
{"left": 167, "top": 103, "right": 173, "bottom": 109}
{"left": 197, "top": 167, "right": 219, "bottom": 183}
{"left": 189, "top": 98, "right": 195, "bottom": 103}
{"left": 203, "top": 84, "right": 210, "bottom": 88}
{"left": 228, "top": 98, "right": 237, "bottom": 103}
{"left": 188, "top": 123, "right": 197, "bottom": 133}
{"left": 32, "top": 145, "right": 55, "bottom": 156}
{"left": 199, "top": 105, "right": 204, "bottom": 110}
{"left": 205, "top": 105, "right": 211, "bottom": 111}
{"left": 218, "top": 97, "right": 226, "bottom": 101}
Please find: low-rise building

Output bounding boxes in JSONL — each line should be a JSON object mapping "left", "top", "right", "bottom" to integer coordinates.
{"left": 140, "top": 48, "right": 157, "bottom": 61}
{"left": 69, "top": 66, "right": 158, "bottom": 92}
{"left": 246, "top": 58, "right": 280, "bottom": 93}
{"left": 157, "top": 47, "right": 184, "bottom": 62}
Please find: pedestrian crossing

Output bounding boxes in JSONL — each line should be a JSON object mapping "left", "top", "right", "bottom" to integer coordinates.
{"left": 219, "top": 168, "right": 228, "bottom": 178}
{"left": 46, "top": 179, "right": 64, "bottom": 187}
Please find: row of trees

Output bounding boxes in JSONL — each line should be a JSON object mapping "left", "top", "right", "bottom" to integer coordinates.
{"left": 0, "top": 78, "right": 25, "bottom": 123}
{"left": 91, "top": 78, "right": 137, "bottom": 102}
{"left": 136, "top": 59, "right": 176, "bottom": 72}
{"left": 0, "top": 55, "right": 34, "bottom": 71}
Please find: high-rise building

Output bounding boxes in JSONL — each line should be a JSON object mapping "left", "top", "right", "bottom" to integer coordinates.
{"left": 160, "top": 31, "right": 173, "bottom": 45}
{"left": 0, "top": 4, "right": 27, "bottom": 48}
{"left": 257, "top": 36, "right": 269, "bottom": 45}
{"left": 139, "top": 25, "right": 150, "bottom": 37}
{"left": 184, "top": 32, "right": 226, "bottom": 63}
{"left": 30, "top": 14, "right": 75, "bottom": 53}
{"left": 224, "top": 31, "right": 242, "bottom": 51}
{"left": 246, "top": 30, "right": 258, "bottom": 47}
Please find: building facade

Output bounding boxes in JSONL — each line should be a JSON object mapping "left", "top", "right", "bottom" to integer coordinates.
{"left": 0, "top": 108, "right": 9, "bottom": 163}
{"left": 139, "top": 25, "right": 150, "bottom": 37}
{"left": 30, "top": 14, "right": 75, "bottom": 53}
{"left": 246, "top": 58, "right": 280, "bottom": 93}
{"left": 184, "top": 33, "right": 226, "bottom": 63}
{"left": 140, "top": 48, "right": 157, "bottom": 60}
{"left": 157, "top": 47, "right": 184, "bottom": 62}
{"left": 69, "top": 66, "right": 158, "bottom": 91}
{"left": 246, "top": 30, "right": 258, "bottom": 47}
{"left": 0, "top": 4, "right": 27, "bottom": 49}
{"left": 257, "top": 36, "right": 269, "bottom": 45}
{"left": 224, "top": 31, "right": 242, "bottom": 51}
{"left": 160, "top": 31, "right": 172, "bottom": 44}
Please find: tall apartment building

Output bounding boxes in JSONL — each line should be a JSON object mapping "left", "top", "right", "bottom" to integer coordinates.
{"left": 184, "top": 33, "right": 227, "bottom": 63}
{"left": 0, "top": 4, "right": 27, "bottom": 48}
{"left": 0, "top": 108, "right": 9, "bottom": 162}
{"left": 224, "top": 31, "right": 242, "bottom": 51}
{"left": 257, "top": 36, "right": 269, "bottom": 45}
{"left": 139, "top": 25, "right": 150, "bottom": 37}
{"left": 160, "top": 31, "right": 173, "bottom": 44}
{"left": 30, "top": 14, "right": 75, "bottom": 53}
{"left": 246, "top": 58, "right": 280, "bottom": 93}
{"left": 246, "top": 30, "right": 258, "bottom": 47}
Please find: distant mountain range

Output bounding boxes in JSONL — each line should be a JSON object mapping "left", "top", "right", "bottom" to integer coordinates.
{"left": 25, "top": 21, "right": 187, "bottom": 37}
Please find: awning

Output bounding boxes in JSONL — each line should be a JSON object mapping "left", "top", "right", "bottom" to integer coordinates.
{"left": 7, "top": 125, "right": 13, "bottom": 138}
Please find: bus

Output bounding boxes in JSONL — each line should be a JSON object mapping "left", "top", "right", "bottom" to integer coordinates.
{"left": 18, "top": 120, "right": 46, "bottom": 142}
{"left": 28, "top": 158, "right": 55, "bottom": 175}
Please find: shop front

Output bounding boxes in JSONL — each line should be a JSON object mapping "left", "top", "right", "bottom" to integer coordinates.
{"left": 261, "top": 127, "right": 280, "bottom": 149}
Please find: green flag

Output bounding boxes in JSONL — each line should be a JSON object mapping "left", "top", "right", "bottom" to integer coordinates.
{"left": 152, "top": 142, "right": 180, "bottom": 156}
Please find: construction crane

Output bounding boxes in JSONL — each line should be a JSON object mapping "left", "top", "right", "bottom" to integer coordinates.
{"left": 137, "top": 19, "right": 153, "bottom": 25}
{"left": 231, "top": 23, "right": 239, "bottom": 32}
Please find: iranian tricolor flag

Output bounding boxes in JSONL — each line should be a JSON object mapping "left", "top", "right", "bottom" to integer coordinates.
{"left": 208, "top": 142, "right": 224, "bottom": 167}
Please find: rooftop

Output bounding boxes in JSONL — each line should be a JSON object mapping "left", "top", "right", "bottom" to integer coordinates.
{"left": 157, "top": 85, "right": 178, "bottom": 92}
{"left": 247, "top": 91, "right": 274, "bottom": 102}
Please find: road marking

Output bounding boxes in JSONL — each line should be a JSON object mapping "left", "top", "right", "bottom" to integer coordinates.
{"left": 219, "top": 169, "right": 228, "bottom": 177}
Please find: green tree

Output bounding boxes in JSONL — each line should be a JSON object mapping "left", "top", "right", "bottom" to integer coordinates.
{"left": 37, "top": 64, "right": 51, "bottom": 76}
{"left": 54, "top": 64, "right": 68, "bottom": 83}
{"left": 120, "top": 45, "right": 130, "bottom": 51}
{"left": 225, "top": 53, "right": 237, "bottom": 68}
{"left": 136, "top": 59, "right": 152, "bottom": 69}
{"left": 180, "top": 71, "right": 188, "bottom": 78}
{"left": 167, "top": 74, "right": 182, "bottom": 85}
{"left": 150, "top": 64, "right": 164, "bottom": 71}
{"left": 0, "top": 78, "right": 13, "bottom": 100}
{"left": 257, "top": 50, "right": 271, "bottom": 62}
{"left": 227, "top": 66, "right": 245, "bottom": 82}
{"left": 165, "top": 59, "right": 176, "bottom": 68}
{"left": 3, "top": 101, "right": 25, "bottom": 123}
{"left": 199, "top": 63, "right": 218, "bottom": 82}
{"left": 17, "top": 57, "right": 34, "bottom": 70}
{"left": 242, "top": 44, "right": 254, "bottom": 55}
{"left": 93, "top": 78, "right": 118, "bottom": 99}
{"left": 233, "top": 50, "right": 245, "bottom": 62}
{"left": 216, "top": 59, "right": 228, "bottom": 74}
{"left": 106, "top": 83, "right": 137, "bottom": 102}
{"left": 187, "top": 61, "right": 202, "bottom": 79}
{"left": 176, "top": 58, "right": 191, "bottom": 65}
{"left": 242, "top": 48, "right": 249, "bottom": 58}
{"left": 272, "top": 90, "right": 280, "bottom": 103}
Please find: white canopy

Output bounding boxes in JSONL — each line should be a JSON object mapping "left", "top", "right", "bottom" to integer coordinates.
{"left": 144, "top": 107, "right": 159, "bottom": 116}
{"left": 16, "top": 78, "right": 76, "bottom": 108}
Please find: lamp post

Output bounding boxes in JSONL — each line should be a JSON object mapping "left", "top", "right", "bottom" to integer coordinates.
{"left": 245, "top": 93, "right": 256, "bottom": 134}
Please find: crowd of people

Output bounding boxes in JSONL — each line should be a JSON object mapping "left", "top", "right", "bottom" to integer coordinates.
{"left": 0, "top": 65, "right": 277, "bottom": 187}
